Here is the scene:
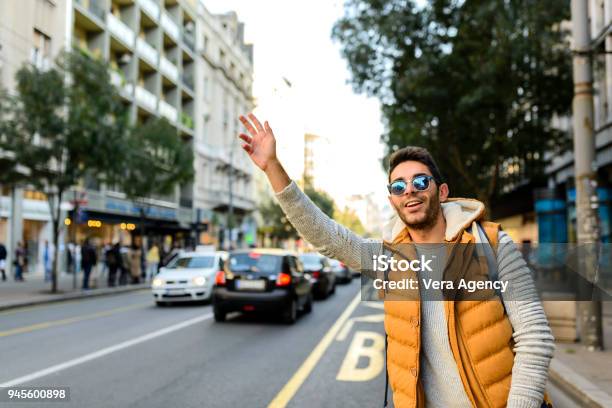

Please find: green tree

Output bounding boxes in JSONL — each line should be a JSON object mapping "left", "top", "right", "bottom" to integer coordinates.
{"left": 119, "top": 118, "right": 194, "bottom": 249}
{"left": 256, "top": 186, "right": 336, "bottom": 246}
{"left": 334, "top": 206, "right": 367, "bottom": 236}
{"left": 257, "top": 198, "right": 299, "bottom": 244}
{"left": 0, "top": 49, "right": 129, "bottom": 292}
{"left": 304, "top": 186, "right": 335, "bottom": 218}
{"left": 332, "top": 0, "right": 573, "bottom": 207}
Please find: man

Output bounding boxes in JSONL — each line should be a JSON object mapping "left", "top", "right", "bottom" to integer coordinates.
{"left": 14, "top": 241, "right": 25, "bottom": 281}
{"left": 0, "top": 241, "right": 7, "bottom": 281}
{"left": 80, "top": 238, "right": 97, "bottom": 290}
{"left": 238, "top": 113, "right": 553, "bottom": 408}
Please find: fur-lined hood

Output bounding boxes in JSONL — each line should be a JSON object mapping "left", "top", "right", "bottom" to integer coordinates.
{"left": 382, "top": 198, "right": 486, "bottom": 242}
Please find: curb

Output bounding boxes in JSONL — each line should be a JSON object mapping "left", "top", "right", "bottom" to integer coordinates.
{"left": 549, "top": 358, "right": 612, "bottom": 408}
{"left": 0, "top": 284, "right": 150, "bottom": 312}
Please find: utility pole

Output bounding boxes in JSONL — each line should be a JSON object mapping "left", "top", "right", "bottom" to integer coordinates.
{"left": 227, "top": 142, "right": 234, "bottom": 251}
{"left": 570, "top": 0, "right": 603, "bottom": 350}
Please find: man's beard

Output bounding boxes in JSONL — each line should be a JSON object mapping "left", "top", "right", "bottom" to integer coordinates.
{"left": 397, "top": 190, "right": 442, "bottom": 231}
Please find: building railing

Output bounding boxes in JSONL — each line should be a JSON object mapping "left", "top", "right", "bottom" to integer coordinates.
{"left": 75, "top": 0, "right": 106, "bottom": 21}
{"left": 159, "top": 100, "right": 178, "bottom": 123}
{"left": 181, "top": 112, "right": 194, "bottom": 130}
{"left": 181, "top": 73, "right": 194, "bottom": 90}
{"left": 160, "top": 56, "right": 179, "bottom": 82}
{"left": 137, "top": 38, "right": 158, "bottom": 65}
{"left": 137, "top": 0, "right": 160, "bottom": 20}
{"left": 182, "top": 30, "right": 196, "bottom": 52}
{"left": 135, "top": 86, "right": 158, "bottom": 112}
{"left": 161, "top": 12, "right": 180, "bottom": 41}
{"left": 107, "top": 14, "right": 135, "bottom": 47}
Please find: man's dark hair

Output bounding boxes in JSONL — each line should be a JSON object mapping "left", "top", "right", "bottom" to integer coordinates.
{"left": 388, "top": 146, "right": 444, "bottom": 184}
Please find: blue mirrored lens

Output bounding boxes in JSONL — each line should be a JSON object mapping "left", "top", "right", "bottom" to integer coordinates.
{"left": 390, "top": 180, "right": 407, "bottom": 195}
{"left": 412, "top": 176, "right": 430, "bottom": 191}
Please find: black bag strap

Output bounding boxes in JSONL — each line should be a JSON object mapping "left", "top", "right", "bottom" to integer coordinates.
{"left": 384, "top": 333, "right": 389, "bottom": 407}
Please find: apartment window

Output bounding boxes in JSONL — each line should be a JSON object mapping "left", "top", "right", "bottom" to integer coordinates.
{"left": 203, "top": 35, "right": 209, "bottom": 53}
{"left": 31, "top": 29, "right": 51, "bottom": 70}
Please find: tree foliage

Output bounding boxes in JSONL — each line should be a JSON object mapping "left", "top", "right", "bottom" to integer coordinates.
{"left": 334, "top": 206, "right": 367, "bottom": 236}
{"left": 120, "top": 118, "right": 194, "bottom": 203}
{"left": 0, "top": 49, "right": 129, "bottom": 292}
{"left": 333, "top": 0, "right": 573, "bottom": 205}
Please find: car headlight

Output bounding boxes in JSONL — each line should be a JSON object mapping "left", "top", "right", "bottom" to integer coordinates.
{"left": 152, "top": 278, "right": 164, "bottom": 288}
{"left": 192, "top": 276, "right": 206, "bottom": 286}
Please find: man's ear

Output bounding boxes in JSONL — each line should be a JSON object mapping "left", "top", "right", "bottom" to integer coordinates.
{"left": 438, "top": 183, "right": 449, "bottom": 202}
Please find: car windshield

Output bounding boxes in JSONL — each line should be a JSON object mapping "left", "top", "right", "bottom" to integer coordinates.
{"left": 229, "top": 253, "right": 281, "bottom": 275}
{"left": 167, "top": 256, "right": 215, "bottom": 269}
{"left": 300, "top": 254, "right": 323, "bottom": 268}
{"left": 328, "top": 259, "right": 340, "bottom": 267}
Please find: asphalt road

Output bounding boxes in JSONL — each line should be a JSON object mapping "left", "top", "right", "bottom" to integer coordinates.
{"left": 0, "top": 280, "right": 580, "bottom": 407}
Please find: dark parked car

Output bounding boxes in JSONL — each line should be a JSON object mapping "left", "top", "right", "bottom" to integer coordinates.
{"left": 299, "top": 253, "right": 336, "bottom": 299}
{"left": 328, "top": 259, "right": 352, "bottom": 284}
{"left": 213, "top": 249, "right": 313, "bottom": 324}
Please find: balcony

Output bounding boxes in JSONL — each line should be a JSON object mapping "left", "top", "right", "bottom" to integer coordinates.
{"left": 181, "top": 73, "right": 194, "bottom": 91}
{"left": 161, "top": 13, "right": 180, "bottom": 41}
{"left": 182, "top": 30, "right": 195, "bottom": 52}
{"left": 137, "top": 0, "right": 159, "bottom": 20}
{"left": 109, "top": 70, "right": 134, "bottom": 97}
{"left": 159, "top": 100, "right": 178, "bottom": 122}
{"left": 135, "top": 86, "right": 158, "bottom": 112}
{"left": 181, "top": 112, "right": 194, "bottom": 130}
{"left": 107, "top": 14, "right": 135, "bottom": 47}
{"left": 160, "top": 57, "right": 179, "bottom": 82}
{"left": 75, "top": 0, "right": 106, "bottom": 21}
{"left": 137, "top": 38, "right": 158, "bottom": 65}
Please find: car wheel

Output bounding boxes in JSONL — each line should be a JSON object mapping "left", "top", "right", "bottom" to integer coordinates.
{"left": 330, "top": 282, "right": 336, "bottom": 295}
{"left": 283, "top": 299, "right": 297, "bottom": 324}
{"left": 303, "top": 293, "right": 313, "bottom": 314}
{"left": 214, "top": 308, "right": 226, "bottom": 322}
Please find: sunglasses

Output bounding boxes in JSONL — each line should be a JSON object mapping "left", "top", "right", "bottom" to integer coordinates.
{"left": 387, "top": 175, "right": 435, "bottom": 196}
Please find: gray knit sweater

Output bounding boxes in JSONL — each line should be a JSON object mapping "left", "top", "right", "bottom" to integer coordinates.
{"left": 275, "top": 180, "right": 554, "bottom": 408}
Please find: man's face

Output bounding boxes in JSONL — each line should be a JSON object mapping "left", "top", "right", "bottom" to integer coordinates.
{"left": 387, "top": 161, "right": 449, "bottom": 230}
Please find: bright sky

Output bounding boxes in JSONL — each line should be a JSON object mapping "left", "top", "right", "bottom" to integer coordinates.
{"left": 204, "top": 0, "right": 390, "bottom": 214}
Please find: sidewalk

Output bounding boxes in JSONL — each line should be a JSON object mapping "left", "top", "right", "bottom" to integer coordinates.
{"left": 549, "top": 302, "right": 612, "bottom": 407}
{"left": 0, "top": 269, "right": 149, "bottom": 311}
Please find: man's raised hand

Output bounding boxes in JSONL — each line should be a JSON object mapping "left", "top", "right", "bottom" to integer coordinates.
{"left": 239, "top": 113, "right": 277, "bottom": 172}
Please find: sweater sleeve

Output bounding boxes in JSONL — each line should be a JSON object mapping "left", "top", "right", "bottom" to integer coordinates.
{"left": 274, "top": 180, "right": 382, "bottom": 271}
{"left": 497, "top": 231, "right": 555, "bottom": 408}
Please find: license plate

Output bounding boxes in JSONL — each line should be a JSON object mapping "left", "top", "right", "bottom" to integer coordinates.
{"left": 236, "top": 280, "right": 265, "bottom": 291}
{"left": 166, "top": 288, "right": 184, "bottom": 294}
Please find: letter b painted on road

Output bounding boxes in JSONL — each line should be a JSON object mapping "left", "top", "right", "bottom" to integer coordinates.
{"left": 336, "top": 331, "right": 384, "bottom": 382}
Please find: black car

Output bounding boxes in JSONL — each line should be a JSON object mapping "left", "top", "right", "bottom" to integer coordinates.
{"left": 328, "top": 259, "right": 352, "bottom": 284}
{"left": 212, "top": 249, "right": 313, "bottom": 324}
{"left": 299, "top": 253, "right": 336, "bottom": 299}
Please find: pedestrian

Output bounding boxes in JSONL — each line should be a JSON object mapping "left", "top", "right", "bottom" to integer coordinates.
{"left": 119, "top": 243, "right": 130, "bottom": 285}
{"left": 13, "top": 241, "right": 25, "bottom": 281}
{"left": 129, "top": 243, "right": 142, "bottom": 284}
{"left": 80, "top": 238, "right": 97, "bottom": 290}
{"left": 0, "top": 242, "right": 7, "bottom": 281}
{"left": 41, "top": 240, "right": 54, "bottom": 282}
{"left": 238, "top": 114, "right": 554, "bottom": 407}
{"left": 106, "top": 242, "right": 121, "bottom": 287}
{"left": 66, "top": 241, "right": 74, "bottom": 275}
{"left": 145, "top": 242, "right": 160, "bottom": 282}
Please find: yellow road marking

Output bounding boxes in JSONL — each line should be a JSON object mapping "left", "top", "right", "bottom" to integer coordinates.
{"left": 0, "top": 302, "right": 151, "bottom": 337}
{"left": 0, "top": 289, "right": 149, "bottom": 317}
{"left": 267, "top": 292, "right": 362, "bottom": 408}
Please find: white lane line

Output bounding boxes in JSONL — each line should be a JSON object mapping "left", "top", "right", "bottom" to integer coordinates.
{"left": 0, "top": 313, "right": 213, "bottom": 387}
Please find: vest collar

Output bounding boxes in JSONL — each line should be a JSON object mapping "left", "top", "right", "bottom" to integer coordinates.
{"left": 382, "top": 198, "right": 486, "bottom": 243}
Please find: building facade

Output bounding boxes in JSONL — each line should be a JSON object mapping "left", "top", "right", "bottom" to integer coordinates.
{"left": 0, "top": 0, "right": 255, "bottom": 272}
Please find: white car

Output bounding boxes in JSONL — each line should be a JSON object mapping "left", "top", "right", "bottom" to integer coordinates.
{"left": 152, "top": 251, "right": 228, "bottom": 306}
